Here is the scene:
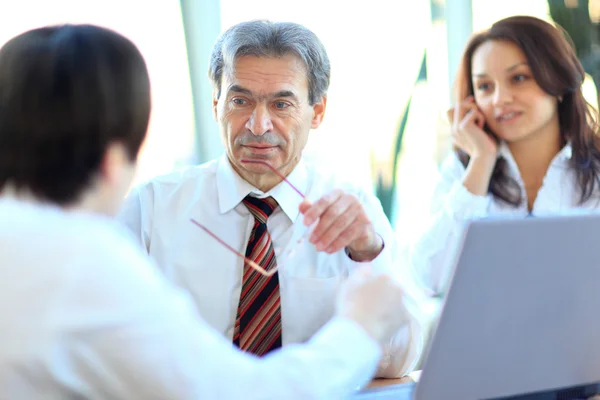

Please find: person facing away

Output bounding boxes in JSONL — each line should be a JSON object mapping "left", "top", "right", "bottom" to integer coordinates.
{"left": 410, "top": 15, "right": 600, "bottom": 296}
{"left": 118, "top": 20, "right": 422, "bottom": 377}
{"left": 0, "top": 24, "right": 413, "bottom": 399}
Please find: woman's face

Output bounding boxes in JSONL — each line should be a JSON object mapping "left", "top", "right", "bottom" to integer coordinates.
{"left": 470, "top": 39, "right": 560, "bottom": 144}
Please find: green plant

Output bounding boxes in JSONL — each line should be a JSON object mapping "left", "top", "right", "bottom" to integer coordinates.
{"left": 548, "top": 0, "right": 600, "bottom": 106}
{"left": 373, "top": 52, "right": 427, "bottom": 224}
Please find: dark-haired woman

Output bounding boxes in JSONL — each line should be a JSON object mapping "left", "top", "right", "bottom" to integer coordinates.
{"left": 410, "top": 15, "right": 600, "bottom": 295}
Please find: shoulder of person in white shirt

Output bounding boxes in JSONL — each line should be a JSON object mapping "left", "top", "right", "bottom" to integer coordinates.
{"left": 0, "top": 22, "right": 415, "bottom": 399}
{"left": 409, "top": 15, "right": 600, "bottom": 295}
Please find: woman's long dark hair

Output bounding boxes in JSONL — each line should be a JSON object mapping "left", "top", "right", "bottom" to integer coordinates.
{"left": 454, "top": 15, "right": 600, "bottom": 206}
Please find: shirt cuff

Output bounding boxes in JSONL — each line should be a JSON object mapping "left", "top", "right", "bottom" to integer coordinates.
{"left": 344, "top": 234, "right": 385, "bottom": 262}
{"left": 443, "top": 182, "right": 491, "bottom": 221}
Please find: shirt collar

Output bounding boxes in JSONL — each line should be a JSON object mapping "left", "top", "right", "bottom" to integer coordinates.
{"left": 558, "top": 142, "right": 573, "bottom": 160}
{"left": 497, "top": 140, "right": 573, "bottom": 165}
{"left": 216, "top": 155, "right": 308, "bottom": 222}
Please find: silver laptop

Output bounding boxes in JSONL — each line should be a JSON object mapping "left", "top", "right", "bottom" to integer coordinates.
{"left": 353, "top": 213, "right": 600, "bottom": 399}
{"left": 411, "top": 213, "right": 600, "bottom": 399}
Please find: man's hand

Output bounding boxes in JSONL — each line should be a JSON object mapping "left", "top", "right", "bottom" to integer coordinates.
{"left": 337, "top": 266, "right": 408, "bottom": 344}
{"left": 299, "top": 190, "right": 383, "bottom": 261}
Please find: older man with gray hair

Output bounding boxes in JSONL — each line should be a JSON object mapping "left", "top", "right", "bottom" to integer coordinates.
{"left": 119, "top": 20, "right": 422, "bottom": 378}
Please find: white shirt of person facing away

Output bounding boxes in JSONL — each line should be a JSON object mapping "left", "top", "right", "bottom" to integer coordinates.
{"left": 0, "top": 196, "right": 408, "bottom": 399}
{"left": 0, "top": 23, "right": 412, "bottom": 400}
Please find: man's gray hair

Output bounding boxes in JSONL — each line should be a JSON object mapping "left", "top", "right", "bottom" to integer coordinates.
{"left": 208, "top": 20, "right": 331, "bottom": 105}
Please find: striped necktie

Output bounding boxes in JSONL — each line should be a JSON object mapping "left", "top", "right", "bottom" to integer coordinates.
{"left": 233, "top": 195, "right": 282, "bottom": 355}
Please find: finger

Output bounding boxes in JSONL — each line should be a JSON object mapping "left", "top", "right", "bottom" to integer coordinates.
{"left": 473, "top": 109, "right": 486, "bottom": 130}
{"left": 452, "top": 98, "right": 476, "bottom": 128}
{"left": 316, "top": 209, "right": 362, "bottom": 253}
{"left": 310, "top": 195, "right": 357, "bottom": 248}
{"left": 446, "top": 107, "right": 455, "bottom": 124}
{"left": 451, "top": 104, "right": 463, "bottom": 128}
{"left": 302, "top": 189, "right": 343, "bottom": 226}
{"left": 298, "top": 199, "right": 313, "bottom": 214}
{"left": 461, "top": 98, "right": 485, "bottom": 129}
{"left": 324, "top": 222, "right": 364, "bottom": 254}
{"left": 459, "top": 108, "right": 482, "bottom": 130}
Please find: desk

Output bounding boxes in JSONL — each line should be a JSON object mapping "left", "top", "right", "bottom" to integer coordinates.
{"left": 358, "top": 371, "right": 600, "bottom": 400}
{"left": 367, "top": 370, "right": 421, "bottom": 389}
{"left": 367, "top": 375, "right": 414, "bottom": 389}
{"left": 352, "top": 378, "right": 414, "bottom": 399}
{"left": 349, "top": 371, "right": 419, "bottom": 399}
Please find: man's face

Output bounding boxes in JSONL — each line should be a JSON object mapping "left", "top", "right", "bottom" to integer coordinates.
{"left": 213, "top": 54, "right": 326, "bottom": 180}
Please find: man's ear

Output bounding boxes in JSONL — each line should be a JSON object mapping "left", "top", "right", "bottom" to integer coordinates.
{"left": 212, "top": 88, "right": 220, "bottom": 122}
{"left": 310, "top": 95, "right": 327, "bottom": 129}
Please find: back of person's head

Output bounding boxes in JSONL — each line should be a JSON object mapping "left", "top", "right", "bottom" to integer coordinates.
{"left": 0, "top": 24, "right": 151, "bottom": 207}
{"left": 208, "top": 20, "right": 330, "bottom": 105}
{"left": 453, "top": 15, "right": 600, "bottom": 205}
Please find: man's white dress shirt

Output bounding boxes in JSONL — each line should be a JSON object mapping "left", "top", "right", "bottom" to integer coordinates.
{"left": 410, "top": 143, "right": 600, "bottom": 295}
{"left": 119, "top": 155, "right": 422, "bottom": 377}
{"left": 0, "top": 196, "right": 384, "bottom": 399}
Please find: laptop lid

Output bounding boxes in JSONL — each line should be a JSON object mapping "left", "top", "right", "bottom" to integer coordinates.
{"left": 413, "top": 213, "right": 600, "bottom": 399}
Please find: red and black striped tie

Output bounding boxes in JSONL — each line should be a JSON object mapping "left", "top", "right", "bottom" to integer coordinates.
{"left": 233, "top": 195, "right": 282, "bottom": 356}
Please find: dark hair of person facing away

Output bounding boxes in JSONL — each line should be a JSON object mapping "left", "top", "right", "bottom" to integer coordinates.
{"left": 453, "top": 15, "right": 600, "bottom": 206}
{"left": 0, "top": 24, "right": 151, "bottom": 205}
{"left": 208, "top": 20, "right": 330, "bottom": 105}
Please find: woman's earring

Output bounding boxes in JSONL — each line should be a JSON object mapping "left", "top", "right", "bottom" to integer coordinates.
{"left": 558, "top": 95, "right": 563, "bottom": 103}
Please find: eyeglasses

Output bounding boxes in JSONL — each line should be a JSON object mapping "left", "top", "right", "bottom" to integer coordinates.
{"left": 190, "top": 158, "right": 314, "bottom": 277}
